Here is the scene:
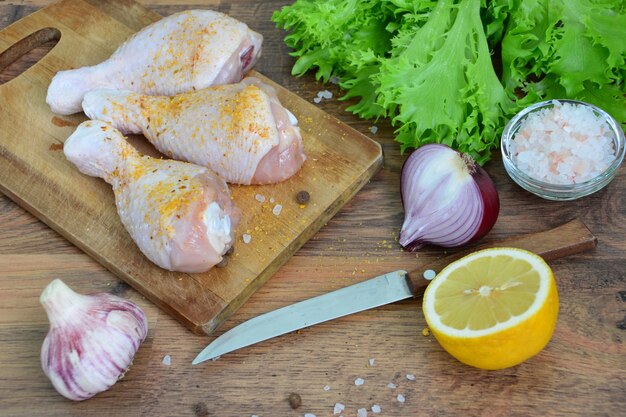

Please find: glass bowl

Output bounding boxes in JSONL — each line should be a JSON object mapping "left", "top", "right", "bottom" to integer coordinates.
{"left": 501, "top": 99, "right": 625, "bottom": 201}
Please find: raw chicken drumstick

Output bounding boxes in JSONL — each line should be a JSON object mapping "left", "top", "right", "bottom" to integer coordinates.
{"left": 82, "top": 77, "right": 306, "bottom": 185}
{"left": 64, "top": 120, "right": 240, "bottom": 273}
{"left": 47, "top": 10, "right": 263, "bottom": 115}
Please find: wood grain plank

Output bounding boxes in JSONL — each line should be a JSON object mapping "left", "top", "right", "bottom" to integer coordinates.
{"left": 0, "top": 1, "right": 624, "bottom": 416}
{"left": 0, "top": 253, "right": 159, "bottom": 417}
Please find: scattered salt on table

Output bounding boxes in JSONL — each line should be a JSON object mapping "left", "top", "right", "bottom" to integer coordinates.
{"left": 406, "top": 374, "right": 416, "bottom": 381}
{"left": 255, "top": 194, "right": 265, "bottom": 203}
{"left": 357, "top": 408, "right": 368, "bottom": 417}
{"left": 387, "top": 382, "right": 397, "bottom": 389}
{"left": 397, "top": 394, "right": 406, "bottom": 403}
{"left": 318, "top": 90, "right": 333, "bottom": 99}
{"left": 333, "top": 403, "right": 345, "bottom": 415}
{"left": 354, "top": 377, "right": 365, "bottom": 386}
{"left": 323, "top": 385, "right": 331, "bottom": 392}
{"left": 242, "top": 234, "right": 251, "bottom": 244}
{"left": 272, "top": 204, "right": 282, "bottom": 216}
{"left": 510, "top": 100, "right": 616, "bottom": 184}
{"left": 314, "top": 90, "right": 333, "bottom": 103}
{"left": 162, "top": 355, "right": 171, "bottom": 365}
{"left": 372, "top": 404, "right": 381, "bottom": 414}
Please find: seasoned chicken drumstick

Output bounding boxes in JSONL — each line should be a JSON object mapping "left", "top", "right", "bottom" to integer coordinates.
{"left": 47, "top": 10, "right": 262, "bottom": 115}
{"left": 64, "top": 120, "right": 240, "bottom": 273}
{"left": 82, "top": 77, "right": 306, "bottom": 185}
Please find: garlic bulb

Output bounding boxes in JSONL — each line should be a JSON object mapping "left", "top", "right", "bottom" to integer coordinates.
{"left": 40, "top": 279, "right": 148, "bottom": 401}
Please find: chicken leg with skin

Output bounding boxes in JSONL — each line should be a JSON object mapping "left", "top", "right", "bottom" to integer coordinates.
{"left": 82, "top": 77, "right": 306, "bottom": 185}
{"left": 47, "top": 10, "right": 262, "bottom": 115}
{"left": 64, "top": 120, "right": 240, "bottom": 273}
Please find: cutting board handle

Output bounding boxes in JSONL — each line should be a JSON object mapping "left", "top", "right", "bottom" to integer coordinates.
{"left": 405, "top": 218, "right": 597, "bottom": 297}
{"left": 0, "top": 1, "right": 65, "bottom": 86}
{"left": 0, "top": 26, "right": 61, "bottom": 84}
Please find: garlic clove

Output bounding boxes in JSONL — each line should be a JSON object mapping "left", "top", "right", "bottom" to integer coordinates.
{"left": 40, "top": 279, "right": 148, "bottom": 401}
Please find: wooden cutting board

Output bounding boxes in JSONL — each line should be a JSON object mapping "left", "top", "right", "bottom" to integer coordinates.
{"left": 0, "top": 0, "right": 382, "bottom": 335}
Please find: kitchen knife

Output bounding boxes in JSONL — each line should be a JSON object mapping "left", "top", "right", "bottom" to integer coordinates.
{"left": 193, "top": 219, "right": 596, "bottom": 364}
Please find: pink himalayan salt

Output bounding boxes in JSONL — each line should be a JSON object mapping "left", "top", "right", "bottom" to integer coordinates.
{"left": 510, "top": 101, "right": 616, "bottom": 185}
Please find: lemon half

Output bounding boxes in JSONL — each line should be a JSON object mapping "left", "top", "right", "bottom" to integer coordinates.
{"left": 422, "top": 247, "right": 559, "bottom": 370}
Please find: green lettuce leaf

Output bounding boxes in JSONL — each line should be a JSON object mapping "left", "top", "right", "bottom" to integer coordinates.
{"left": 274, "top": 0, "right": 626, "bottom": 164}
{"left": 502, "top": 0, "right": 626, "bottom": 125}
{"left": 272, "top": 0, "right": 395, "bottom": 82}
{"left": 481, "top": 0, "right": 521, "bottom": 46}
{"left": 376, "top": 0, "right": 515, "bottom": 164}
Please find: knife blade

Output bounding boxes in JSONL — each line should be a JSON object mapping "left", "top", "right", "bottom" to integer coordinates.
{"left": 192, "top": 270, "right": 412, "bottom": 364}
{"left": 193, "top": 219, "right": 596, "bottom": 364}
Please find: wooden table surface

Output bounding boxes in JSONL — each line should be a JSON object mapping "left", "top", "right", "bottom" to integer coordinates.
{"left": 0, "top": 1, "right": 624, "bottom": 416}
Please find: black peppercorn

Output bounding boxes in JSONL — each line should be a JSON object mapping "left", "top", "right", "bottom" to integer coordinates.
{"left": 296, "top": 190, "right": 310, "bottom": 204}
{"left": 192, "top": 402, "right": 209, "bottom": 417}
{"left": 288, "top": 392, "right": 302, "bottom": 409}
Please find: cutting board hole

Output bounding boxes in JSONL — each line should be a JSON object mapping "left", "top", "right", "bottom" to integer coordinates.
{"left": 0, "top": 27, "right": 61, "bottom": 85}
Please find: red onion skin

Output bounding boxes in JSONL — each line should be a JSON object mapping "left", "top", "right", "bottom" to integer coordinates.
{"left": 468, "top": 163, "right": 500, "bottom": 244}
{"left": 399, "top": 144, "right": 500, "bottom": 250}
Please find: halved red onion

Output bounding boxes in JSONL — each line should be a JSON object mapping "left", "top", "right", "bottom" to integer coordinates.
{"left": 399, "top": 144, "right": 499, "bottom": 250}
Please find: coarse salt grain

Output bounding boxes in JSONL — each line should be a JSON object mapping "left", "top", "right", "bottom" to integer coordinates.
{"left": 323, "top": 385, "right": 331, "bottom": 391}
{"left": 333, "top": 403, "right": 345, "bottom": 414}
{"left": 319, "top": 90, "right": 333, "bottom": 99}
{"left": 372, "top": 404, "right": 381, "bottom": 413}
{"left": 406, "top": 374, "right": 416, "bottom": 381}
{"left": 242, "top": 234, "right": 251, "bottom": 244}
{"left": 397, "top": 394, "right": 406, "bottom": 403}
{"left": 357, "top": 408, "right": 368, "bottom": 417}
{"left": 387, "top": 382, "right": 397, "bottom": 389}
{"left": 369, "top": 126, "right": 378, "bottom": 134}
{"left": 162, "top": 355, "right": 171, "bottom": 365}
{"left": 369, "top": 358, "right": 375, "bottom": 366}
{"left": 313, "top": 97, "right": 322, "bottom": 104}
{"left": 255, "top": 194, "right": 265, "bottom": 203}
{"left": 329, "top": 76, "right": 341, "bottom": 85}
{"left": 272, "top": 204, "right": 283, "bottom": 216}
{"left": 304, "top": 414, "right": 316, "bottom": 417}
{"left": 354, "top": 377, "right": 365, "bottom": 386}
{"left": 511, "top": 101, "right": 616, "bottom": 185}
{"left": 270, "top": 197, "right": 275, "bottom": 203}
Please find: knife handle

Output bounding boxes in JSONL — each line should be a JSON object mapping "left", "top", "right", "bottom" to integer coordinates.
{"left": 405, "top": 218, "right": 597, "bottom": 298}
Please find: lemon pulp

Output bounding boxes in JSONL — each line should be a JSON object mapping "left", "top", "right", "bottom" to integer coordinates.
{"left": 423, "top": 247, "right": 559, "bottom": 370}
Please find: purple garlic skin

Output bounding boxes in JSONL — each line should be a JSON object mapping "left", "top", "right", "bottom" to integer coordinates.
{"left": 40, "top": 279, "right": 148, "bottom": 401}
